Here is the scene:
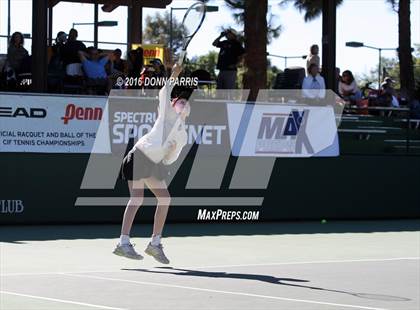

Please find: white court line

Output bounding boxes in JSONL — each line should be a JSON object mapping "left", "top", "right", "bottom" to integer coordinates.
{"left": 179, "top": 256, "right": 420, "bottom": 270}
{"left": 0, "top": 269, "right": 118, "bottom": 277}
{"left": 63, "top": 273, "right": 389, "bottom": 310}
{"left": 1, "top": 257, "right": 418, "bottom": 277}
{"left": 0, "top": 291, "right": 126, "bottom": 310}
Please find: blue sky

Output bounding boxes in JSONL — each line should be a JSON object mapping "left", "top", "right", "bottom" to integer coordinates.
{"left": 1, "top": 0, "right": 419, "bottom": 77}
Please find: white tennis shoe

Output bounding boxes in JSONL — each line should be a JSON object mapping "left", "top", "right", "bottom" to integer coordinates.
{"left": 145, "top": 243, "right": 170, "bottom": 264}
{"left": 113, "top": 243, "right": 143, "bottom": 260}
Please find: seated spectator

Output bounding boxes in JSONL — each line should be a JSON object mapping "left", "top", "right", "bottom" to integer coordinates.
{"left": 127, "top": 47, "right": 143, "bottom": 78}
{"left": 7, "top": 32, "right": 29, "bottom": 74}
{"left": 48, "top": 31, "right": 67, "bottom": 91}
{"left": 381, "top": 77, "right": 397, "bottom": 97}
{"left": 79, "top": 47, "right": 109, "bottom": 94}
{"left": 410, "top": 87, "right": 420, "bottom": 120}
{"left": 50, "top": 31, "right": 67, "bottom": 62}
{"left": 380, "top": 77, "right": 399, "bottom": 107}
{"left": 110, "top": 49, "right": 127, "bottom": 76}
{"left": 137, "top": 59, "right": 167, "bottom": 89}
{"left": 139, "top": 65, "right": 156, "bottom": 89}
{"left": 62, "top": 29, "right": 86, "bottom": 76}
{"left": 4, "top": 32, "right": 29, "bottom": 90}
{"left": 79, "top": 47, "right": 109, "bottom": 78}
{"left": 338, "top": 70, "right": 362, "bottom": 103}
{"left": 53, "top": 31, "right": 66, "bottom": 52}
{"left": 302, "top": 63, "right": 325, "bottom": 99}
{"left": 149, "top": 58, "right": 166, "bottom": 79}
{"left": 306, "top": 44, "right": 320, "bottom": 74}
{"left": 108, "top": 48, "right": 127, "bottom": 90}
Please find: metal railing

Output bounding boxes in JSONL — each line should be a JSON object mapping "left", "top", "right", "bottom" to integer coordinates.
{"left": 0, "top": 34, "right": 128, "bottom": 50}
{"left": 339, "top": 106, "right": 420, "bottom": 156}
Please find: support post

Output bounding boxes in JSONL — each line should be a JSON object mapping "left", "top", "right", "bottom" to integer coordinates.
{"left": 31, "top": 0, "right": 48, "bottom": 92}
{"left": 321, "top": 0, "right": 337, "bottom": 92}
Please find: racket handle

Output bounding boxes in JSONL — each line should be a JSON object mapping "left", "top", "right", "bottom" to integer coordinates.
{"left": 177, "top": 51, "right": 187, "bottom": 66}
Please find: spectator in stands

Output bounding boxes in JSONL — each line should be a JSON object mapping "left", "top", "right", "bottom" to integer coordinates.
{"left": 62, "top": 28, "right": 86, "bottom": 76}
{"left": 381, "top": 77, "right": 397, "bottom": 97}
{"left": 79, "top": 47, "right": 109, "bottom": 94}
{"left": 306, "top": 44, "right": 320, "bottom": 73}
{"left": 79, "top": 47, "right": 109, "bottom": 78}
{"left": 213, "top": 28, "right": 245, "bottom": 89}
{"left": 49, "top": 31, "right": 67, "bottom": 71}
{"left": 127, "top": 47, "right": 143, "bottom": 78}
{"left": 302, "top": 63, "right": 326, "bottom": 99}
{"left": 150, "top": 58, "right": 166, "bottom": 78}
{"left": 137, "top": 58, "right": 167, "bottom": 89}
{"left": 110, "top": 49, "right": 127, "bottom": 75}
{"left": 48, "top": 31, "right": 67, "bottom": 92}
{"left": 7, "top": 32, "right": 29, "bottom": 74}
{"left": 381, "top": 77, "right": 399, "bottom": 107}
{"left": 336, "top": 68, "right": 341, "bottom": 92}
{"left": 108, "top": 48, "right": 127, "bottom": 90}
{"left": 52, "top": 31, "right": 67, "bottom": 57}
{"left": 139, "top": 65, "right": 155, "bottom": 89}
{"left": 410, "top": 86, "right": 420, "bottom": 120}
{"left": 338, "top": 70, "right": 362, "bottom": 103}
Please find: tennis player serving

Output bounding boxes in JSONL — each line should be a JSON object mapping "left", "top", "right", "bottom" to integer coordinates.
{"left": 113, "top": 62, "right": 191, "bottom": 264}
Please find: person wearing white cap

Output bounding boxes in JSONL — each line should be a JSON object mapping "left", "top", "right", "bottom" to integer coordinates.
{"left": 212, "top": 28, "right": 245, "bottom": 89}
{"left": 381, "top": 77, "right": 397, "bottom": 96}
{"left": 381, "top": 77, "right": 399, "bottom": 107}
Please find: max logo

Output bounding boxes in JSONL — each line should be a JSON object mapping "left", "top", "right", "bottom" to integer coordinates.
{"left": 257, "top": 109, "right": 314, "bottom": 154}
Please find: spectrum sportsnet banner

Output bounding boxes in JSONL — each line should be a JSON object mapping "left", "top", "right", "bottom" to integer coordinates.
{"left": 103, "top": 90, "right": 230, "bottom": 157}
{"left": 0, "top": 94, "right": 107, "bottom": 153}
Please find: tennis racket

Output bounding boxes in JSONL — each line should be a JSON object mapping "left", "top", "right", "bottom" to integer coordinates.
{"left": 177, "top": 1, "right": 207, "bottom": 65}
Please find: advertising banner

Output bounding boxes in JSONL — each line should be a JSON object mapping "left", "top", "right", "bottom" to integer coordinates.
{"left": 227, "top": 103, "right": 339, "bottom": 157}
{"left": 0, "top": 93, "right": 339, "bottom": 157}
{"left": 0, "top": 94, "right": 106, "bottom": 153}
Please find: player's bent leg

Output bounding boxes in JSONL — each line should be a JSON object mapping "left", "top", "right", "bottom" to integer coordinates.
{"left": 121, "top": 180, "right": 145, "bottom": 235}
{"left": 143, "top": 177, "right": 171, "bottom": 264}
{"left": 113, "top": 180, "right": 144, "bottom": 260}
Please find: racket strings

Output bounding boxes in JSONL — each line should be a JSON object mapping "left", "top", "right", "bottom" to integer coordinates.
{"left": 181, "top": 3, "right": 206, "bottom": 38}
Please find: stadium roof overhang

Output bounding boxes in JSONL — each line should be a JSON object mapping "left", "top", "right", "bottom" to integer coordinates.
{"left": 48, "top": 0, "right": 172, "bottom": 12}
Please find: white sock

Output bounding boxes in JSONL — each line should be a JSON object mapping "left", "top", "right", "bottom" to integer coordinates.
{"left": 151, "top": 234, "right": 161, "bottom": 246}
{"left": 120, "top": 234, "right": 130, "bottom": 245}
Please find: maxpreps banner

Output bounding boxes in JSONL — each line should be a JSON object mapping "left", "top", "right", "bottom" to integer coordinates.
{"left": 0, "top": 94, "right": 107, "bottom": 153}
{"left": 227, "top": 103, "right": 339, "bottom": 157}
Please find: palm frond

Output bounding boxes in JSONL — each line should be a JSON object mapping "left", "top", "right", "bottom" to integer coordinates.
{"left": 281, "top": 0, "right": 344, "bottom": 22}
{"left": 386, "top": 0, "right": 399, "bottom": 13}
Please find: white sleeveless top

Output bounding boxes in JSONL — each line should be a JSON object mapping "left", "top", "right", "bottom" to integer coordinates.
{"left": 134, "top": 83, "right": 188, "bottom": 165}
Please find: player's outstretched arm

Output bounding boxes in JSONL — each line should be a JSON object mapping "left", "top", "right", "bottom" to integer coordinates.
{"left": 170, "top": 63, "right": 183, "bottom": 80}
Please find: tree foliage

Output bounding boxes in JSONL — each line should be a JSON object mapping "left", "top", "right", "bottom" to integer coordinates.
{"left": 184, "top": 51, "right": 219, "bottom": 80}
{"left": 357, "top": 44, "right": 420, "bottom": 91}
{"left": 280, "top": 0, "right": 344, "bottom": 22}
{"left": 224, "top": 0, "right": 281, "bottom": 43}
{"left": 143, "top": 12, "right": 187, "bottom": 53}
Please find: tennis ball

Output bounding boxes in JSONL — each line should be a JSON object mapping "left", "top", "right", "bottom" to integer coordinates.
{"left": 321, "top": 219, "right": 327, "bottom": 224}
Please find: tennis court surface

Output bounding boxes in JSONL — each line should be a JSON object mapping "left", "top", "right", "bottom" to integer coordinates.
{"left": 1, "top": 220, "right": 419, "bottom": 310}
